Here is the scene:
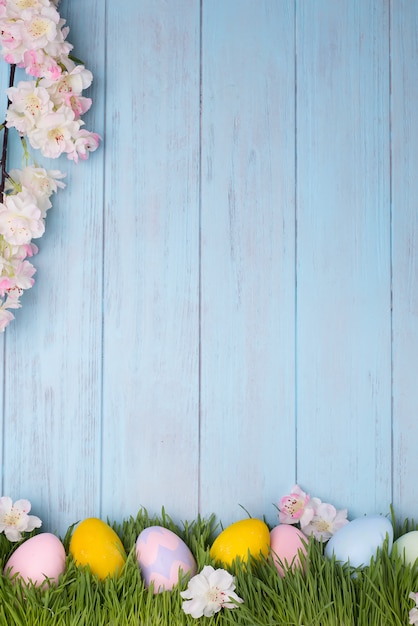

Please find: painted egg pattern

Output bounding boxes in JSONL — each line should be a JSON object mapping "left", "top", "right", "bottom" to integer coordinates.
{"left": 136, "top": 526, "right": 197, "bottom": 593}
{"left": 325, "top": 515, "right": 393, "bottom": 568}
{"left": 4, "top": 533, "right": 66, "bottom": 586}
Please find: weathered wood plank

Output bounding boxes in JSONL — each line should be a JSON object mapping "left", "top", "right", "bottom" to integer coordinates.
{"left": 101, "top": 0, "right": 201, "bottom": 524}
{"left": 1, "top": 0, "right": 105, "bottom": 534}
{"left": 391, "top": 0, "right": 418, "bottom": 523}
{"left": 200, "top": 0, "right": 296, "bottom": 527}
{"left": 296, "top": 0, "right": 392, "bottom": 516}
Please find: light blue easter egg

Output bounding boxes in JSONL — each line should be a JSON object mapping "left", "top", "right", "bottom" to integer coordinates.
{"left": 325, "top": 515, "right": 393, "bottom": 568}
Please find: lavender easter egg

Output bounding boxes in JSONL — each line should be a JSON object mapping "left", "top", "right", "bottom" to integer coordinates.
{"left": 4, "top": 533, "right": 66, "bottom": 586}
{"left": 136, "top": 526, "right": 197, "bottom": 593}
{"left": 270, "top": 524, "right": 307, "bottom": 577}
{"left": 325, "top": 516, "right": 393, "bottom": 568}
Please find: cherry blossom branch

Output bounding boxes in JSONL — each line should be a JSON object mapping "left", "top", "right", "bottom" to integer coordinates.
{"left": 0, "top": 63, "right": 16, "bottom": 197}
{"left": 0, "top": 1, "right": 100, "bottom": 331}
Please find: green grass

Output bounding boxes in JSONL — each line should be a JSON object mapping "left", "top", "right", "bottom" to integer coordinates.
{"left": 0, "top": 509, "right": 416, "bottom": 625}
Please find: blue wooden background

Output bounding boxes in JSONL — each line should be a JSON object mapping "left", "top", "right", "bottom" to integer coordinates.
{"left": 0, "top": 0, "right": 417, "bottom": 536}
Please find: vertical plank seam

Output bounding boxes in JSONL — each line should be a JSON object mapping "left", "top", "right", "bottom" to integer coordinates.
{"left": 198, "top": 0, "right": 203, "bottom": 516}
{"left": 99, "top": 0, "right": 108, "bottom": 520}
{"left": 389, "top": 0, "right": 394, "bottom": 507}
{"left": 294, "top": 0, "right": 299, "bottom": 486}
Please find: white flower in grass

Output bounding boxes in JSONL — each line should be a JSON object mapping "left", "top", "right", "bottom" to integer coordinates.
{"left": 301, "top": 502, "right": 349, "bottom": 541}
{"left": 410, "top": 592, "right": 418, "bottom": 626}
{"left": 180, "top": 565, "right": 243, "bottom": 618}
{"left": 0, "top": 496, "right": 42, "bottom": 542}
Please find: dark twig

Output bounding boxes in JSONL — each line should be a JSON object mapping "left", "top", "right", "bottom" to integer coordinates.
{"left": 0, "top": 63, "right": 16, "bottom": 197}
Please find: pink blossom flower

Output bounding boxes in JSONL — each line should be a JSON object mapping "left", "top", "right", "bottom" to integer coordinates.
{"left": 23, "top": 47, "right": 62, "bottom": 80}
{"left": 68, "top": 129, "right": 100, "bottom": 162}
{"left": 278, "top": 485, "right": 314, "bottom": 527}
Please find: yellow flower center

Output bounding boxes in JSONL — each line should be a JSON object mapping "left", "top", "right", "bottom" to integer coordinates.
{"left": 3, "top": 508, "right": 23, "bottom": 526}
{"left": 25, "top": 94, "right": 41, "bottom": 117}
{"left": 28, "top": 17, "right": 50, "bottom": 39}
{"left": 16, "top": 0, "right": 37, "bottom": 8}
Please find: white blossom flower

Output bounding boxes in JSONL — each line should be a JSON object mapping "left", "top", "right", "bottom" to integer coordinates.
{"left": 27, "top": 106, "right": 81, "bottom": 158}
{"left": 180, "top": 565, "right": 243, "bottom": 618}
{"left": 7, "top": 166, "right": 66, "bottom": 216}
{"left": 410, "top": 592, "right": 418, "bottom": 625}
{"left": 301, "top": 502, "right": 349, "bottom": 541}
{"left": 0, "top": 496, "right": 42, "bottom": 541}
{"left": 4, "top": 1, "right": 51, "bottom": 20}
{"left": 6, "top": 80, "right": 52, "bottom": 133}
{"left": 21, "top": 6, "right": 60, "bottom": 51}
{"left": 0, "top": 190, "right": 44, "bottom": 245}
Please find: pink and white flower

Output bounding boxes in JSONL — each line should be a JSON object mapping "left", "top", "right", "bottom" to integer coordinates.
{"left": 0, "top": 0, "right": 99, "bottom": 331}
{"left": 0, "top": 496, "right": 42, "bottom": 542}
{"left": 409, "top": 592, "right": 418, "bottom": 625}
{"left": 278, "top": 484, "right": 314, "bottom": 527}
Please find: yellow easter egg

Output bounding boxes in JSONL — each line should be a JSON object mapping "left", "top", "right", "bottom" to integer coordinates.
{"left": 210, "top": 518, "right": 270, "bottom": 566}
{"left": 69, "top": 517, "right": 126, "bottom": 580}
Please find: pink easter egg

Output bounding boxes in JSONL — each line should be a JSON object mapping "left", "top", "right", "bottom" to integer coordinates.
{"left": 4, "top": 533, "right": 66, "bottom": 586}
{"left": 136, "top": 526, "right": 197, "bottom": 593}
{"left": 270, "top": 524, "right": 307, "bottom": 577}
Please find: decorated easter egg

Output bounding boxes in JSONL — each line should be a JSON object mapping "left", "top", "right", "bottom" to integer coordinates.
{"left": 136, "top": 526, "right": 197, "bottom": 593}
{"left": 270, "top": 524, "right": 307, "bottom": 577}
{"left": 325, "top": 515, "right": 393, "bottom": 568}
{"left": 4, "top": 533, "right": 66, "bottom": 586}
{"left": 393, "top": 531, "right": 418, "bottom": 567}
{"left": 69, "top": 517, "right": 126, "bottom": 580}
{"left": 210, "top": 518, "right": 270, "bottom": 566}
